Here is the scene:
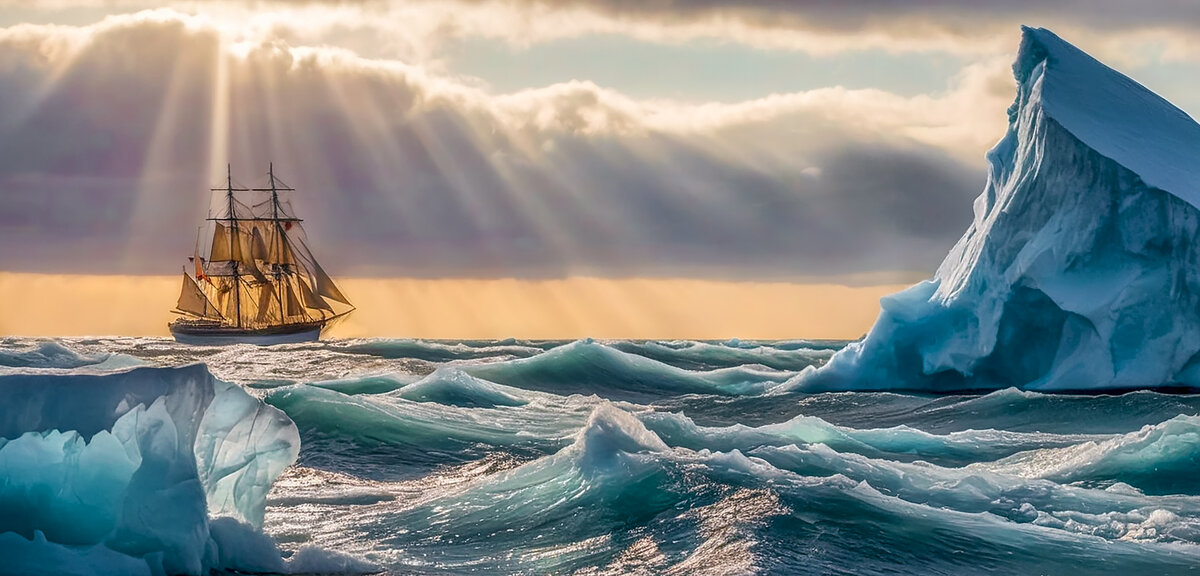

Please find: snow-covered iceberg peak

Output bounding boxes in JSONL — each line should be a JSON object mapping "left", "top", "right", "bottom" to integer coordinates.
{"left": 803, "top": 27, "right": 1200, "bottom": 393}
{"left": 1014, "top": 27, "right": 1200, "bottom": 204}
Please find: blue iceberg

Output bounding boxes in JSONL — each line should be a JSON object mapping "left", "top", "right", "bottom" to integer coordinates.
{"left": 0, "top": 364, "right": 300, "bottom": 575}
{"left": 804, "top": 27, "right": 1200, "bottom": 392}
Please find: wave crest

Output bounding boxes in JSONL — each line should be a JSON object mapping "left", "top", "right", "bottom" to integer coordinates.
{"left": 465, "top": 339, "right": 793, "bottom": 400}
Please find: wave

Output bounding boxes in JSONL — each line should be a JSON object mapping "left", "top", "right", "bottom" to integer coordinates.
{"left": 310, "top": 372, "right": 422, "bottom": 395}
{"left": 975, "top": 414, "right": 1200, "bottom": 495}
{"left": 766, "top": 338, "right": 849, "bottom": 352}
{"left": 750, "top": 439, "right": 1200, "bottom": 557}
{"left": 283, "top": 403, "right": 1200, "bottom": 575}
{"left": 904, "top": 388, "right": 1200, "bottom": 435}
{"left": 640, "top": 410, "right": 1103, "bottom": 467}
{"left": 264, "top": 381, "right": 607, "bottom": 475}
{"left": 0, "top": 340, "right": 143, "bottom": 371}
{"left": 609, "top": 340, "right": 834, "bottom": 371}
{"left": 750, "top": 387, "right": 1200, "bottom": 438}
{"left": 463, "top": 339, "right": 794, "bottom": 401}
{"left": 19, "top": 337, "right": 1200, "bottom": 574}
{"left": 337, "top": 338, "right": 545, "bottom": 362}
{"left": 392, "top": 367, "right": 531, "bottom": 408}
{"left": 310, "top": 368, "right": 541, "bottom": 406}
{"left": 363, "top": 404, "right": 741, "bottom": 574}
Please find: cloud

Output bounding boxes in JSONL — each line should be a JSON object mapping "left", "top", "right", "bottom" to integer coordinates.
{"left": 7, "top": 0, "right": 1200, "bottom": 66}
{"left": 490, "top": 0, "right": 1200, "bottom": 32}
{"left": 0, "top": 11, "right": 994, "bottom": 280}
{"left": 443, "top": 0, "right": 1200, "bottom": 60}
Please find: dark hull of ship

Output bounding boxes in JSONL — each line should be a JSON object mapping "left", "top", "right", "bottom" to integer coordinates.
{"left": 169, "top": 320, "right": 324, "bottom": 346}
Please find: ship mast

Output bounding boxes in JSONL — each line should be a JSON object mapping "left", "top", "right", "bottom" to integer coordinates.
{"left": 227, "top": 163, "right": 242, "bottom": 328}
{"left": 194, "top": 226, "right": 210, "bottom": 319}
{"left": 270, "top": 162, "right": 286, "bottom": 323}
{"left": 177, "top": 164, "right": 352, "bottom": 334}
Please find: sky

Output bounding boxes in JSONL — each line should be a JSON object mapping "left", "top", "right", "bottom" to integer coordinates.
{"left": 1, "top": 1, "right": 1199, "bottom": 337}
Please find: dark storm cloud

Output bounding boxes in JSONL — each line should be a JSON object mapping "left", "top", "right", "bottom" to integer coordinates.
{"left": 238, "top": 0, "right": 1200, "bottom": 32}
{"left": 0, "top": 16, "right": 982, "bottom": 280}
{"left": 481, "top": 0, "right": 1200, "bottom": 34}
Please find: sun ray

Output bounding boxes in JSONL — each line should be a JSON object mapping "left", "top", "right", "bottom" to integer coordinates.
{"left": 0, "top": 24, "right": 91, "bottom": 135}
{"left": 122, "top": 26, "right": 216, "bottom": 270}
{"left": 208, "top": 33, "right": 231, "bottom": 184}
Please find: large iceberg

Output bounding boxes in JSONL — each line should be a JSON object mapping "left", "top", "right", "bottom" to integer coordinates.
{"left": 804, "top": 27, "right": 1200, "bottom": 392}
{"left": 0, "top": 363, "right": 300, "bottom": 575}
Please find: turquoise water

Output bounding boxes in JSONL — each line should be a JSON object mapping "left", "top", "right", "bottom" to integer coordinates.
{"left": 6, "top": 336, "right": 1200, "bottom": 575}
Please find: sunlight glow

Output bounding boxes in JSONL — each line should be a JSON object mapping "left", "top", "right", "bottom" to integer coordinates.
{"left": 208, "top": 33, "right": 230, "bottom": 181}
{"left": 0, "top": 6, "right": 1020, "bottom": 341}
{"left": 0, "top": 273, "right": 904, "bottom": 340}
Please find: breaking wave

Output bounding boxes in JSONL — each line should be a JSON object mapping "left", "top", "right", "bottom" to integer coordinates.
{"left": 10, "top": 338, "right": 1200, "bottom": 575}
{"left": 0, "top": 340, "right": 143, "bottom": 371}
{"left": 303, "top": 403, "right": 1200, "bottom": 575}
{"left": 337, "top": 338, "right": 545, "bottom": 363}
{"left": 464, "top": 339, "right": 795, "bottom": 401}
{"left": 609, "top": 339, "right": 833, "bottom": 371}
{"left": 976, "top": 414, "right": 1200, "bottom": 494}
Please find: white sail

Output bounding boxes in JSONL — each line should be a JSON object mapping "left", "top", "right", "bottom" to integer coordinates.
{"left": 255, "top": 283, "right": 277, "bottom": 323}
{"left": 210, "top": 222, "right": 255, "bottom": 267}
{"left": 298, "top": 278, "right": 333, "bottom": 312}
{"left": 173, "top": 164, "right": 354, "bottom": 338}
{"left": 311, "top": 259, "right": 350, "bottom": 305}
{"left": 284, "top": 282, "right": 304, "bottom": 317}
{"left": 244, "top": 262, "right": 269, "bottom": 284}
{"left": 175, "top": 273, "right": 220, "bottom": 319}
{"left": 251, "top": 226, "right": 271, "bottom": 261}
{"left": 289, "top": 232, "right": 351, "bottom": 305}
{"left": 271, "top": 226, "right": 296, "bottom": 266}
{"left": 216, "top": 280, "right": 238, "bottom": 320}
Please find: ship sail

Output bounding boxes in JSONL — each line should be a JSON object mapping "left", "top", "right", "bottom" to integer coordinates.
{"left": 254, "top": 283, "right": 277, "bottom": 324}
{"left": 312, "top": 257, "right": 351, "bottom": 305}
{"left": 175, "top": 273, "right": 222, "bottom": 320}
{"left": 298, "top": 277, "right": 333, "bottom": 312}
{"left": 169, "top": 164, "right": 354, "bottom": 342}
{"left": 285, "top": 282, "right": 304, "bottom": 317}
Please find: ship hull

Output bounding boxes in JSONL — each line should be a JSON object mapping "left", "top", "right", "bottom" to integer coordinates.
{"left": 169, "top": 321, "right": 323, "bottom": 346}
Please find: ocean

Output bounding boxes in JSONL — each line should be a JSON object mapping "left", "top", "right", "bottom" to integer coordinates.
{"left": 4, "top": 336, "right": 1200, "bottom": 575}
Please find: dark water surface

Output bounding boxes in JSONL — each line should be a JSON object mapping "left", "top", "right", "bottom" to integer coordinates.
{"left": 6, "top": 336, "right": 1200, "bottom": 575}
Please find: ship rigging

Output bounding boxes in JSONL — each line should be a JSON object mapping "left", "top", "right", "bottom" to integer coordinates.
{"left": 169, "top": 164, "right": 353, "bottom": 344}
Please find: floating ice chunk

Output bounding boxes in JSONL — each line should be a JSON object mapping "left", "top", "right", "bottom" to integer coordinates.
{"left": 0, "top": 530, "right": 154, "bottom": 576}
{"left": 0, "top": 363, "right": 299, "bottom": 575}
{"left": 197, "top": 378, "right": 301, "bottom": 527}
{"left": 0, "top": 429, "right": 139, "bottom": 545}
{"left": 802, "top": 27, "right": 1200, "bottom": 392}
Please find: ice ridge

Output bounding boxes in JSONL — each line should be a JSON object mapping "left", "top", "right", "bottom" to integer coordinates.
{"left": 0, "top": 364, "right": 300, "bottom": 575}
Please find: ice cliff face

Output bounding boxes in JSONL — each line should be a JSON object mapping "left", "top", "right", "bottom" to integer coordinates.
{"left": 804, "top": 27, "right": 1200, "bottom": 392}
{"left": 0, "top": 364, "right": 299, "bottom": 575}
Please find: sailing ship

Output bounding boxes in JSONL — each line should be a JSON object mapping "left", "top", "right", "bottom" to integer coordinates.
{"left": 169, "top": 164, "right": 354, "bottom": 345}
